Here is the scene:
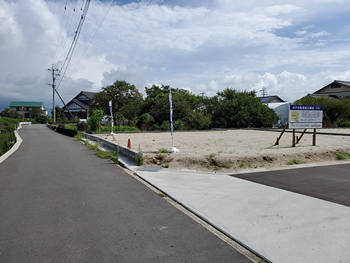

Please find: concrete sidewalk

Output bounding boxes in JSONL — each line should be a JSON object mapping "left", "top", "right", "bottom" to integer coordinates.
{"left": 120, "top": 157, "right": 350, "bottom": 263}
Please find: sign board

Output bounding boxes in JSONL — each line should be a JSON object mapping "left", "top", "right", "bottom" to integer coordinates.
{"left": 289, "top": 105, "right": 323, "bottom": 129}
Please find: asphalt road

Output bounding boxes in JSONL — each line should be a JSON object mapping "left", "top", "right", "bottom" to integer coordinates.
{"left": 0, "top": 125, "right": 250, "bottom": 263}
{"left": 232, "top": 162, "right": 350, "bottom": 207}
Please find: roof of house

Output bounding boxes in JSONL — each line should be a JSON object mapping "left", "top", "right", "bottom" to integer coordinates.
{"left": 258, "top": 95, "right": 285, "bottom": 103}
{"left": 71, "top": 99, "right": 91, "bottom": 110}
{"left": 313, "top": 80, "right": 350, "bottom": 94}
{"left": 80, "top": 91, "right": 96, "bottom": 99}
{"left": 64, "top": 91, "right": 96, "bottom": 111}
{"left": 9, "top": 101, "right": 44, "bottom": 107}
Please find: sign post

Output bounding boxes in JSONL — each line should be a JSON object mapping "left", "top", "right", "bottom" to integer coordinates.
{"left": 275, "top": 105, "right": 323, "bottom": 147}
{"left": 288, "top": 105, "right": 323, "bottom": 147}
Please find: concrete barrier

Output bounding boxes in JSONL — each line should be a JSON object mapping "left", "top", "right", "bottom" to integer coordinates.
{"left": 83, "top": 133, "right": 142, "bottom": 165}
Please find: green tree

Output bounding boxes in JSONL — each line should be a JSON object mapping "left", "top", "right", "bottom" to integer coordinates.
{"left": 295, "top": 96, "right": 350, "bottom": 127}
{"left": 29, "top": 107, "right": 44, "bottom": 118}
{"left": 90, "top": 110, "right": 104, "bottom": 132}
{"left": 56, "top": 106, "right": 66, "bottom": 121}
{"left": 139, "top": 113, "right": 154, "bottom": 131}
{"left": 114, "top": 112, "right": 125, "bottom": 131}
{"left": 189, "top": 111, "right": 212, "bottom": 130}
{"left": 141, "top": 85, "right": 200, "bottom": 126}
{"left": 91, "top": 80, "right": 143, "bottom": 121}
{"left": 0, "top": 108, "right": 20, "bottom": 119}
{"left": 206, "top": 88, "right": 278, "bottom": 128}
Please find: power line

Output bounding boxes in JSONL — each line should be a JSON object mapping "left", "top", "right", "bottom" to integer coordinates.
{"left": 55, "top": 0, "right": 76, "bottom": 66}
{"left": 56, "top": 0, "right": 91, "bottom": 90}
{"left": 65, "top": 0, "right": 115, "bottom": 82}
{"left": 52, "top": 0, "right": 69, "bottom": 65}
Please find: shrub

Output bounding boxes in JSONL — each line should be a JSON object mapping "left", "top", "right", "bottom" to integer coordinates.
{"left": 90, "top": 110, "right": 104, "bottom": 132}
{"left": 336, "top": 120, "right": 350, "bottom": 128}
{"left": 334, "top": 152, "right": 346, "bottom": 160}
{"left": 287, "top": 159, "right": 303, "bottom": 165}
{"left": 136, "top": 145, "right": 144, "bottom": 166}
{"left": 0, "top": 130, "right": 16, "bottom": 156}
{"left": 77, "top": 122, "right": 89, "bottom": 131}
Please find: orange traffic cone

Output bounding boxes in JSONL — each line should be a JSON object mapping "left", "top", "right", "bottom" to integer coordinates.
{"left": 127, "top": 139, "right": 132, "bottom": 149}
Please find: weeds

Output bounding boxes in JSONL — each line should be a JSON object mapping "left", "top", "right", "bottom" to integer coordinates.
{"left": 287, "top": 159, "right": 303, "bottom": 165}
{"left": 83, "top": 140, "right": 119, "bottom": 164}
{"left": 334, "top": 152, "right": 350, "bottom": 160}
{"left": 163, "top": 163, "right": 170, "bottom": 168}
{"left": 335, "top": 152, "right": 346, "bottom": 160}
{"left": 157, "top": 193, "right": 167, "bottom": 198}
{"left": 137, "top": 145, "right": 144, "bottom": 166}
{"left": 74, "top": 131, "right": 84, "bottom": 141}
{"left": 160, "top": 148, "right": 168, "bottom": 153}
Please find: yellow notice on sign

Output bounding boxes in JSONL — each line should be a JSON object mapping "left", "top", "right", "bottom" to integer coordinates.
{"left": 290, "top": 111, "right": 299, "bottom": 122}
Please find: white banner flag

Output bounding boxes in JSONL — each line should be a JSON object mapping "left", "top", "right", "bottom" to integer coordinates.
{"left": 109, "top": 100, "right": 114, "bottom": 125}
{"left": 169, "top": 89, "right": 174, "bottom": 136}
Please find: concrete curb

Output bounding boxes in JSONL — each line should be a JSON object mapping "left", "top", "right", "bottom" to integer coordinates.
{"left": 83, "top": 133, "right": 142, "bottom": 165}
{"left": 0, "top": 129, "right": 23, "bottom": 164}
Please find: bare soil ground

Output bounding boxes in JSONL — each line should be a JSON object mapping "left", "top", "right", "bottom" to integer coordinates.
{"left": 97, "top": 129, "right": 350, "bottom": 173}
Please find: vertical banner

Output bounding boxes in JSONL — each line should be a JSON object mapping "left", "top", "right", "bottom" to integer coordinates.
{"left": 169, "top": 88, "right": 174, "bottom": 136}
{"left": 109, "top": 100, "right": 114, "bottom": 129}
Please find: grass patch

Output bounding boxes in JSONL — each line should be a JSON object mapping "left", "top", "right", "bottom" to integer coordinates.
{"left": 160, "top": 148, "right": 168, "bottom": 153}
{"left": 83, "top": 140, "right": 119, "bottom": 164}
{"left": 287, "top": 159, "right": 303, "bottom": 165}
{"left": 219, "top": 163, "right": 232, "bottom": 169}
{"left": 96, "top": 150, "right": 113, "bottom": 159}
{"left": 74, "top": 131, "right": 84, "bottom": 141}
{"left": 209, "top": 153, "right": 215, "bottom": 158}
{"left": 84, "top": 140, "right": 100, "bottom": 151}
{"left": 334, "top": 152, "right": 348, "bottom": 160}
{"left": 163, "top": 163, "right": 170, "bottom": 168}
{"left": 136, "top": 145, "right": 144, "bottom": 166}
{"left": 335, "top": 152, "right": 345, "bottom": 160}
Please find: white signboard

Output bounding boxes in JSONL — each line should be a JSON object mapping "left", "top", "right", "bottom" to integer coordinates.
{"left": 289, "top": 105, "right": 323, "bottom": 129}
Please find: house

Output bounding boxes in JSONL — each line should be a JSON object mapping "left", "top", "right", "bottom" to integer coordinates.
{"left": 259, "top": 95, "right": 286, "bottom": 103}
{"left": 312, "top": 80, "right": 350, "bottom": 99}
{"left": 9, "top": 101, "right": 47, "bottom": 118}
{"left": 63, "top": 91, "right": 96, "bottom": 119}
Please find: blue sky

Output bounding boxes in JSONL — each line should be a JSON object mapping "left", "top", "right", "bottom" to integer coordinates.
{"left": 1, "top": 0, "right": 349, "bottom": 113}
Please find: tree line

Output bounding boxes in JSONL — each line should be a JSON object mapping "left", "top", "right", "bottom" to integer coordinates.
{"left": 89, "top": 80, "right": 279, "bottom": 131}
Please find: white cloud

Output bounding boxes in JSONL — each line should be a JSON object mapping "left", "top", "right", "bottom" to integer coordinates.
{"left": 0, "top": 0, "right": 350, "bottom": 112}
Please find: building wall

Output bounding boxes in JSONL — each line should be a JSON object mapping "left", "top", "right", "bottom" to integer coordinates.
{"left": 9, "top": 105, "right": 47, "bottom": 118}
{"left": 315, "top": 84, "right": 350, "bottom": 98}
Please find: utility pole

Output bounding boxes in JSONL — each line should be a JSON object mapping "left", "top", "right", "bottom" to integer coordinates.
{"left": 47, "top": 65, "right": 60, "bottom": 122}
{"left": 260, "top": 87, "right": 267, "bottom": 97}
{"left": 199, "top": 90, "right": 205, "bottom": 97}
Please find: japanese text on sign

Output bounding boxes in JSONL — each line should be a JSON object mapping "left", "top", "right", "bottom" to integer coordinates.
{"left": 289, "top": 105, "right": 323, "bottom": 129}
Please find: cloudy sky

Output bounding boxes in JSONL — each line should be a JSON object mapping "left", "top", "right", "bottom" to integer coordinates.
{"left": 1, "top": 0, "right": 350, "bottom": 113}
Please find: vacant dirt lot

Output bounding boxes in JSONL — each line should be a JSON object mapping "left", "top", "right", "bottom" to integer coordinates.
{"left": 97, "top": 128, "right": 350, "bottom": 173}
